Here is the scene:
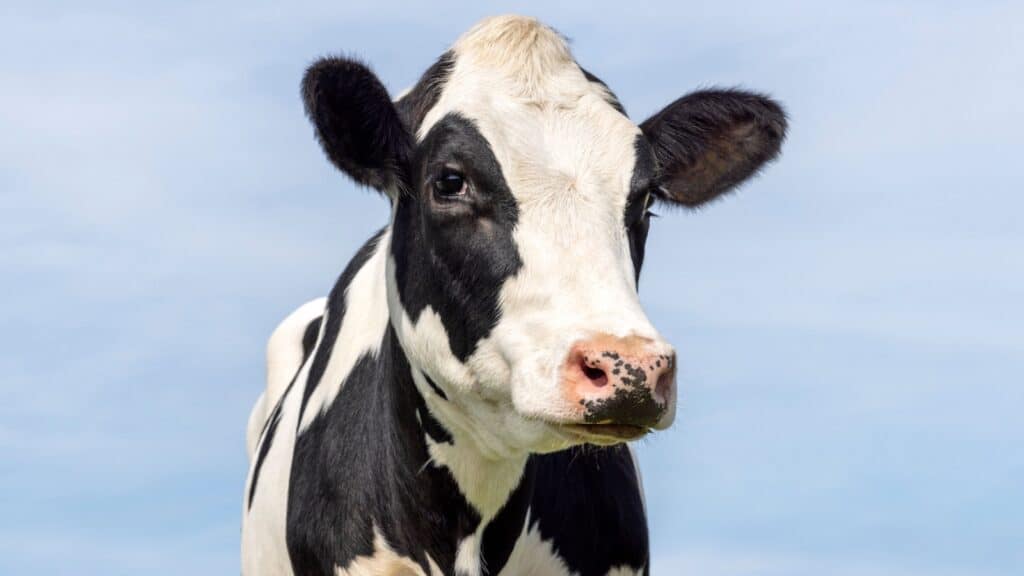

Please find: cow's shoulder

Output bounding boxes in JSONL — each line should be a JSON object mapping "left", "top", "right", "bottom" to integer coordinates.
{"left": 285, "top": 324, "right": 482, "bottom": 576}
{"left": 242, "top": 299, "right": 326, "bottom": 576}
{"left": 503, "top": 444, "right": 649, "bottom": 576}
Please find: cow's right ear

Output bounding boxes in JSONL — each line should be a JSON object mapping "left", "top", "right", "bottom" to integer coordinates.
{"left": 302, "top": 57, "right": 412, "bottom": 193}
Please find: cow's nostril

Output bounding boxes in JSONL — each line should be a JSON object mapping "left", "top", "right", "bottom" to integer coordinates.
{"left": 654, "top": 370, "right": 673, "bottom": 404}
{"left": 580, "top": 360, "right": 608, "bottom": 387}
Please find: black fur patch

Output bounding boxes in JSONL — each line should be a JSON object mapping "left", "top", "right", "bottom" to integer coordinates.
{"left": 422, "top": 374, "right": 448, "bottom": 400}
{"left": 297, "top": 228, "right": 387, "bottom": 426}
{"left": 248, "top": 405, "right": 282, "bottom": 510}
{"left": 300, "top": 316, "right": 322, "bottom": 356}
{"left": 390, "top": 113, "right": 522, "bottom": 361}
{"left": 640, "top": 88, "right": 787, "bottom": 207}
{"left": 396, "top": 51, "right": 455, "bottom": 137}
{"left": 287, "top": 327, "right": 480, "bottom": 576}
{"left": 417, "top": 393, "right": 454, "bottom": 445}
{"left": 480, "top": 460, "right": 536, "bottom": 575}
{"left": 530, "top": 445, "right": 650, "bottom": 575}
{"left": 302, "top": 58, "right": 412, "bottom": 191}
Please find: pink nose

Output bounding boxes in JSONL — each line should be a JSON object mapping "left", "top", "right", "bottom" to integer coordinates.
{"left": 562, "top": 334, "right": 676, "bottom": 428}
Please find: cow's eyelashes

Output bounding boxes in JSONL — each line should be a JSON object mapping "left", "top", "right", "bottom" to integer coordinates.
{"left": 433, "top": 169, "right": 468, "bottom": 200}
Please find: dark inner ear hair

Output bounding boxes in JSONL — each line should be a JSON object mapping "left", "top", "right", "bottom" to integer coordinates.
{"left": 641, "top": 89, "right": 787, "bottom": 208}
{"left": 301, "top": 57, "right": 412, "bottom": 192}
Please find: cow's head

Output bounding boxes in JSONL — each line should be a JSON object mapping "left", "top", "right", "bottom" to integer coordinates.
{"left": 302, "top": 16, "right": 786, "bottom": 456}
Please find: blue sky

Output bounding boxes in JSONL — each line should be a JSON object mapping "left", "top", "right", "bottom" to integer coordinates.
{"left": 1, "top": 1, "right": 1021, "bottom": 575}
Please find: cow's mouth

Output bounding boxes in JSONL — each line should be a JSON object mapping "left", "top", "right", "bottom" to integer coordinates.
{"left": 560, "top": 423, "right": 650, "bottom": 443}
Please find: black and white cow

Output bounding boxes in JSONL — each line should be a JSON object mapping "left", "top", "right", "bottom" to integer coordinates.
{"left": 242, "top": 15, "right": 786, "bottom": 576}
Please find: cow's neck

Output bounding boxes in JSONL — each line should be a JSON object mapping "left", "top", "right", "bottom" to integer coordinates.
{"left": 319, "top": 228, "right": 533, "bottom": 569}
{"left": 368, "top": 327, "right": 535, "bottom": 571}
{"left": 411, "top": 367, "right": 531, "bottom": 522}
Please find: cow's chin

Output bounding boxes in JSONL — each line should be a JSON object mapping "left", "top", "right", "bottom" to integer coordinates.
{"left": 515, "top": 411, "right": 655, "bottom": 451}
{"left": 506, "top": 389, "right": 656, "bottom": 452}
{"left": 420, "top": 385, "right": 655, "bottom": 458}
{"left": 470, "top": 413, "right": 652, "bottom": 456}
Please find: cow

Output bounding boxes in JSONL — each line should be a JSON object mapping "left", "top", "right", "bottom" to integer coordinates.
{"left": 242, "top": 14, "right": 786, "bottom": 576}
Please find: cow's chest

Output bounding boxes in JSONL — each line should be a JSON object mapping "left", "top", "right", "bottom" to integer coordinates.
{"left": 330, "top": 527, "right": 643, "bottom": 576}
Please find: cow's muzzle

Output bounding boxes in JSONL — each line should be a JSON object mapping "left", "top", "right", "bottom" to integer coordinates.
{"left": 561, "top": 333, "right": 676, "bottom": 436}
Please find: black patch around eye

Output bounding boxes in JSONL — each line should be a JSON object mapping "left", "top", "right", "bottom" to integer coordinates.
{"left": 391, "top": 113, "right": 522, "bottom": 362}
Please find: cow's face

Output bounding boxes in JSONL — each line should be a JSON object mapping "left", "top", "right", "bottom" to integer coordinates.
{"left": 302, "top": 16, "right": 785, "bottom": 456}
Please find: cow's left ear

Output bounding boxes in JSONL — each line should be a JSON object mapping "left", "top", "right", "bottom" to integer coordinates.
{"left": 640, "top": 89, "right": 787, "bottom": 208}
{"left": 302, "top": 57, "right": 412, "bottom": 193}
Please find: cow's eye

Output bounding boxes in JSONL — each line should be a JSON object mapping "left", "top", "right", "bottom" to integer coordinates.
{"left": 433, "top": 170, "right": 467, "bottom": 199}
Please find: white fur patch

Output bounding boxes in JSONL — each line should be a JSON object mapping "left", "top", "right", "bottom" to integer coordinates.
{"left": 418, "top": 389, "right": 529, "bottom": 520}
{"left": 298, "top": 231, "right": 391, "bottom": 432}
{"left": 242, "top": 352, "right": 308, "bottom": 576}
{"left": 454, "top": 534, "right": 481, "bottom": 576}
{"left": 334, "top": 525, "right": 443, "bottom": 576}
{"left": 498, "top": 512, "right": 646, "bottom": 576}
{"left": 247, "top": 297, "right": 327, "bottom": 459}
{"left": 387, "top": 256, "right": 532, "bottom": 515}
{"left": 498, "top": 516, "right": 572, "bottom": 576}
